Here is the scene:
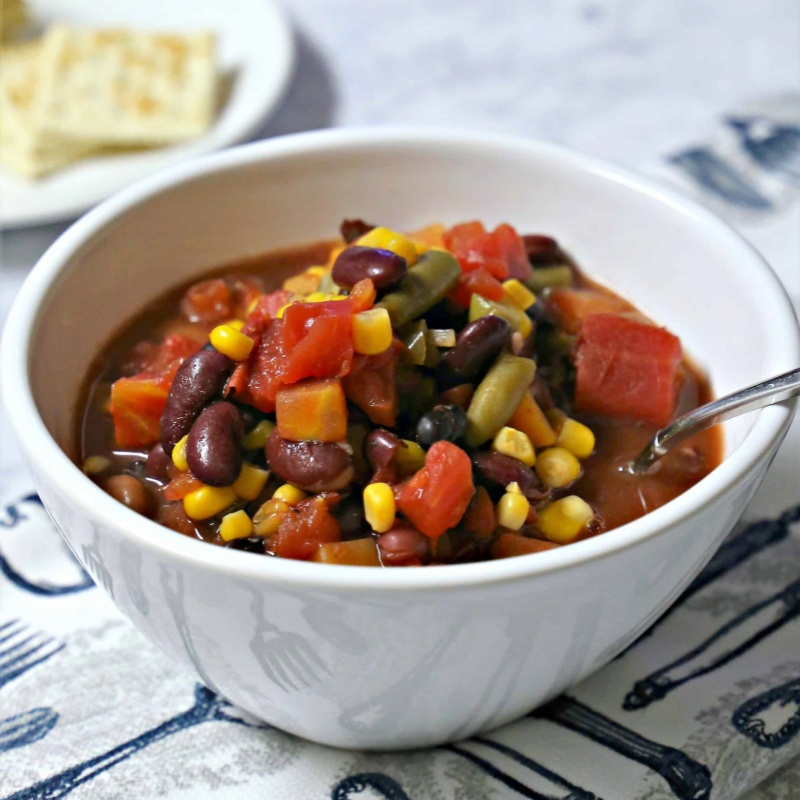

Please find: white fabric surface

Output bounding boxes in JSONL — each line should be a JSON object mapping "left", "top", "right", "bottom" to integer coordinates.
{"left": 1, "top": 1, "right": 799, "bottom": 797}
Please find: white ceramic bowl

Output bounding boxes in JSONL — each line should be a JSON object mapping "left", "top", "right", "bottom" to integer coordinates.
{"left": 3, "top": 129, "right": 798, "bottom": 750}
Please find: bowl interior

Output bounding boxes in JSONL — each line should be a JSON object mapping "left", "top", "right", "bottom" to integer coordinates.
{"left": 27, "top": 135, "right": 795, "bottom": 464}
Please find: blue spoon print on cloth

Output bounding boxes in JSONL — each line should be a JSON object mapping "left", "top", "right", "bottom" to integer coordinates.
{"left": 733, "top": 677, "right": 800, "bottom": 749}
{"left": 728, "top": 117, "right": 800, "bottom": 182}
{"left": 0, "top": 495, "right": 94, "bottom": 597}
{"left": 4, "top": 684, "right": 264, "bottom": 800}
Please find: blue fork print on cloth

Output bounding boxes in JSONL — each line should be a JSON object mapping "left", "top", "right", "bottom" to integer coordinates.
{"left": 670, "top": 147, "right": 774, "bottom": 209}
{"left": 624, "top": 575, "right": 800, "bottom": 711}
{"left": 0, "top": 621, "right": 65, "bottom": 690}
{"left": 537, "top": 697, "right": 711, "bottom": 800}
{"left": 332, "top": 773, "right": 412, "bottom": 800}
{"left": 0, "top": 708, "right": 59, "bottom": 754}
{"left": 733, "top": 677, "right": 800, "bottom": 749}
{"left": 4, "top": 684, "right": 264, "bottom": 800}
{"left": 728, "top": 117, "right": 800, "bottom": 182}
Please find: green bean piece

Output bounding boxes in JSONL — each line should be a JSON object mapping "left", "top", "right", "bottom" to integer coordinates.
{"left": 524, "top": 265, "right": 574, "bottom": 294}
{"left": 377, "top": 250, "right": 461, "bottom": 327}
{"left": 399, "top": 320, "right": 428, "bottom": 365}
{"left": 423, "top": 329, "right": 442, "bottom": 367}
{"left": 466, "top": 353, "right": 537, "bottom": 446}
{"left": 468, "top": 294, "right": 532, "bottom": 336}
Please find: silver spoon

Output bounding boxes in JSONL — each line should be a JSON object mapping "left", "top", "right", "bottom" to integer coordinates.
{"left": 628, "top": 367, "right": 800, "bottom": 475}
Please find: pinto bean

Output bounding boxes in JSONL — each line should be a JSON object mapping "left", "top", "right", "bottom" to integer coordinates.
{"left": 144, "top": 444, "right": 172, "bottom": 483}
{"left": 186, "top": 402, "right": 244, "bottom": 487}
{"left": 102, "top": 475, "right": 154, "bottom": 517}
{"left": 266, "top": 430, "right": 354, "bottom": 492}
{"left": 160, "top": 349, "right": 233, "bottom": 454}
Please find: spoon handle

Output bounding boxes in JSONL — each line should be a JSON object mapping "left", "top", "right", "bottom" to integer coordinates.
{"left": 629, "top": 367, "right": 800, "bottom": 475}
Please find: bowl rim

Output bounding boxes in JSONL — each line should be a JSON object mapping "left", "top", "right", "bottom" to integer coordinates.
{"left": 3, "top": 126, "right": 799, "bottom": 592}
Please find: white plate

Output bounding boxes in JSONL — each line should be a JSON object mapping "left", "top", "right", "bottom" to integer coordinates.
{"left": 0, "top": 0, "right": 294, "bottom": 228}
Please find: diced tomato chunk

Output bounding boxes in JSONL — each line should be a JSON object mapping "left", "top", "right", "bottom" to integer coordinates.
{"left": 463, "top": 486, "right": 496, "bottom": 539}
{"left": 398, "top": 441, "right": 474, "bottom": 539}
{"left": 349, "top": 278, "right": 376, "bottom": 312}
{"left": 574, "top": 313, "right": 683, "bottom": 427}
{"left": 447, "top": 269, "right": 505, "bottom": 307}
{"left": 272, "top": 496, "right": 342, "bottom": 560}
{"left": 228, "top": 318, "right": 285, "bottom": 412}
{"left": 164, "top": 472, "right": 204, "bottom": 502}
{"left": 281, "top": 299, "right": 354, "bottom": 384}
{"left": 443, "top": 220, "right": 531, "bottom": 283}
{"left": 493, "top": 223, "right": 532, "bottom": 281}
{"left": 180, "top": 279, "right": 232, "bottom": 324}
{"left": 343, "top": 339, "right": 402, "bottom": 426}
{"left": 243, "top": 289, "right": 292, "bottom": 336}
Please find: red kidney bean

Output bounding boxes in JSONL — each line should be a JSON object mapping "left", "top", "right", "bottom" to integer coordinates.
{"left": 157, "top": 502, "right": 199, "bottom": 536}
{"left": 340, "top": 218, "right": 375, "bottom": 244}
{"left": 160, "top": 349, "right": 233, "bottom": 454}
{"left": 472, "top": 451, "right": 548, "bottom": 500}
{"left": 521, "top": 234, "right": 560, "bottom": 264}
{"left": 441, "top": 315, "right": 512, "bottom": 381}
{"left": 144, "top": 444, "right": 172, "bottom": 483}
{"left": 332, "top": 246, "right": 408, "bottom": 291}
{"left": 102, "top": 475, "right": 154, "bottom": 517}
{"left": 378, "top": 528, "right": 430, "bottom": 566}
{"left": 186, "top": 402, "right": 244, "bottom": 487}
{"left": 266, "top": 430, "right": 354, "bottom": 492}
{"left": 364, "top": 428, "right": 402, "bottom": 471}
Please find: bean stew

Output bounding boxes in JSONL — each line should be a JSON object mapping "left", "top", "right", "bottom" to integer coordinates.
{"left": 78, "top": 221, "right": 723, "bottom": 566}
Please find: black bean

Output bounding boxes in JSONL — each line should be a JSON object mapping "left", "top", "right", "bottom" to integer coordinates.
{"left": 332, "top": 246, "right": 408, "bottom": 291}
{"left": 225, "top": 537, "right": 265, "bottom": 553}
{"left": 144, "top": 443, "right": 171, "bottom": 483}
{"left": 186, "top": 401, "right": 244, "bottom": 487}
{"left": 340, "top": 219, "right": 375, "bottom": 244}
{"left": 378, "top": 528, "right": 429, "bottom": 566}
{"left": 102, "top": 475, "right": 153, "bottom": 517}
{"left": 266, "top": 430, "right": 354, "bottom": 492}
{"left": 364, "top": 428, "right": 402, "bottom": 472}
{"left": 472, "top": 451, "right": 547, "bottom": 500}
{"left": 334, "top": 496, "right": 368, "bottom": 540}
{"left": 160, "top": 349, "right": 234, "bottom": 455}
{"left": 416, "top": 405, "right": 468, "bottom": 448}
{"left": 441, "top": 316, "right": 512, "bottom": 381}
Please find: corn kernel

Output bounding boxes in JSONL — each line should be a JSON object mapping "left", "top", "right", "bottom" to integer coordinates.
{"left": 502, "top": 279, "right": 537, "bottom": 310}
{"left": 183, "top": 486, "right": 236, "bottom": 520}
{"left": 242, "top": 420, "right": 275, "bottom": 450}
{"left": 273, "top": 484, "right": 307, "bottom": 506}
{"left": 83, "top": 455, "right": 110, "bottom": 475}
{"left": 556, "top": 418, "right": 596, "bottom": 460}
{"left": 356, "top": 227, "right": 419, "bottom": 266}
{"left": 276, "top": 303, "right": 292, "bottom": 318}
{"left": 428, "top": 328, "right": 456, "bottom": 348}
{"left": 283, "top": 272, "right": 321, "bottom": 295}
{"left": 492, "top": 427, "right": 536, "bottom": 467}
{"left": 506, "top": 481, "right": 522, "bottom": 495}
{"left": 247, "top": 296, "right": 261, "bottom": 314}
{"left": 537, "top": 496, "right": 594, "bottom": 544}
{"left": 219, "top": 509, "right": 254, "bottom": 541}
{"left": 172, "top": 435, "right": 189, "bottom": 472}
{"left": 306, "top": 266, "right": 329, "bottom": 277}
{"left": 305, "top": 291, "right": 331, "bottom": 303}
{"left": 497, "top": 491, "right": 530, "bottom": 531}
{"left": 225, "top": 319, "right": 246, "bottom": 331}
{"left": 535, "top": 447, "right": 582, "bottom": 488}
{"left": 232, "top": 463, "right": 270, "bottom": 501}
{"left": 363, "top": 482, "right": 396, "bottom": 533}
{"left": 395, "top": 439, "right": 426, "bottom": 475}
{"left": 209, "top": 324, "right": 254, "bottom": 361}
{"left": 352, "top": 308, "right": 393, "bottom": 355}
{"left": 252, "top": 498, "right": 290, "bottom": 536}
